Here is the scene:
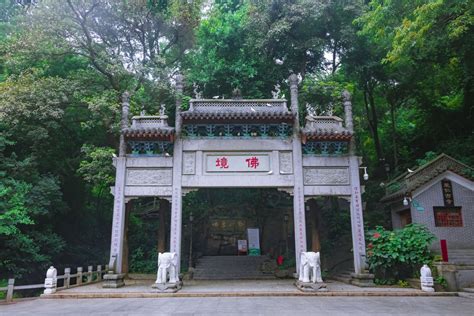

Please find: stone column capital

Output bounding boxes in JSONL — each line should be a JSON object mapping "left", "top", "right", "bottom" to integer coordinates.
{"left": 175, "top": 73, "right": 184, "bottom": 92}
{"left": 122, "top": 91, "right": 130, "bottom": 104}
{"left": 289, "top": 74, "right": 299, "bottom": 87}
{"left": 342, "top": 90, "right": 351, "bottom": 101}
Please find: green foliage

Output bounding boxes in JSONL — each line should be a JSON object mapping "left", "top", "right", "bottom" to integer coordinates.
{"left": 129, "top": 247, "right": 159, "bottom": 274}
{"left": 397, "top": 280, "right": 410, "bottom": 288}
{"left": 366, "top": 224, "right": 435, "bottom": 283}
{"left": 355, "top": 0, "right": 474, "bottom": 169}
{"left": 128, "top": 210, "right": 161, "bottom": 273}
{"left": 0, "top": 127, "right": 66, "bottom": 279}
{"left": 300, "top": 73, "right": 354, "bottom": 118}
{"left": 78, "top": 145, "right": 116, "bottom": 192}
{"left": 435, "top": 275, "right": 447, "bottom": 288}
{"left": 415, "top": 151, "right": 438, "bottom": 167}
{"left": 185, "top": 1, "right": 263, "bottom": 97}
{"left": 278, "top": 253, "right": 296, "bottom": 271}
{"left": 0, "top": 179, "right": 33, "bottom": 235}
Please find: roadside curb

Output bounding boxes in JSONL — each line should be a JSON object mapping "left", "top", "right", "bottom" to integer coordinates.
{"left": 41, "top": 291, "right": 458, "bottom": 299}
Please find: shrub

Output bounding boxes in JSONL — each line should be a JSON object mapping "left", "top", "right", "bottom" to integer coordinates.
{"left": 366, "top": 224, "right": 435, "bottom": 283}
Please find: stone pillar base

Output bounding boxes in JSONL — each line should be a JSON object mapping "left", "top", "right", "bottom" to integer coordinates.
{"left": 350, "top": 272, "right": 375, "bottom": 287}
{"left": 102, "top": 273, "right": 125, "bottom": 288}
{"left": 152, "top": 281, "right": 183, "bottom": 293}
{"left": 434, "top": 262, "right": 458, "bottom": 291}
{"left": 295, "top": 280, "right": 328, "bottom": 292}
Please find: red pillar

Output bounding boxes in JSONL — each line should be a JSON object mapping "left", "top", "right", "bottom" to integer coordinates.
{"left": 440, "top": 239, "right": 448, "bottom": 262}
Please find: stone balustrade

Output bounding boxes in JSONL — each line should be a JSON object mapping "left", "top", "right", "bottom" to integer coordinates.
{"left": 0, "top": 263, "right": 107, "bottom": 303}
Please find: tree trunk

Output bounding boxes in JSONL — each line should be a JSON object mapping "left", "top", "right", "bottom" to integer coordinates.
{"left": 309, "top": 200, "right": 321, "bottom": 252}
{"left": 389, "top": 99, "right": 398, "bottom": 168}
{"left": 363, "top": 83, "right": 384, "bottom": 163}
{"left": 157, "top": 199, "right": 168, "bottom": 253}
{"left": 122, "top": 201, "right": 132, "bottom": 275}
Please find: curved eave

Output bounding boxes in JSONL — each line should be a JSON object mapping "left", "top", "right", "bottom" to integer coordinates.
{"left": 302, "top": 131, "right": 353, "bottom": 141}
{"left": 181, "top": 111, "right": 295, "bottom": 123}
{"left": 381, "top": 167, "right": 474, "bottom": 203}
{"left": 380, "top": 191, "right": 406, "bottom": 203}
{"left": 123, "top": 128, "right": 175, "bottom": 141}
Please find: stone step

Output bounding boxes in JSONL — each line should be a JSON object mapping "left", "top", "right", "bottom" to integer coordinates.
{"left": 329, "top": 269, "right": 353, "bottom": 285}
{"left": 446, "top": 250, "right": 474, "bottom": 256}
{"left": 193, "top": 271, "right": 271, "bottom": 276}
{"left": 193, "top": 255, "right": 276, "bottom": 280}
{"left": 192, "top": 269, "right": 274, "bottom": 275}
{"left": 448, "top": 249, "right": 474, "bottom": 252}
{"left": 197, "top": 257, "right": 266, "bottom": 262}
{"left": 331, "top": 275, "right": 352, "bottom": 284}
{"left": 194, "top": 265, "right": 265, "bottom": 269}
{"left": 193, "top": 272, "right": 273, "bottom": 277}
{"left": 193, "top": 268, "right": 268, "bottom": 272}
{"left": 444, "top": 250, "right": 474, "bottom": 265}
{"left": 193, "top": 276, "right": 276, "bottom": 280}
{"left": 448, "top": 260, "right": 474, "bottom": 265}
{"left": 462, "top": 288, "right": 474, "bottom": 293}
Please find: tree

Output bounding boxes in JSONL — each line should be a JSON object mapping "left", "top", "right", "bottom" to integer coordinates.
{"left": 0, "top": 127, "right": 66, "bottom": 279}
{"left": 319, "top": 0, "right": 364, "bottom": 74}
{"left": 15, "top": 0, "right": 201, "bottom": 92}
{"left": 357, "top": 0, "right": 474, "bottom": 169}
{"left": 246, "top": 0, "right": 328, "bottom": 79}
{"left": 184, "top": 0, "right": 266, "bottom": 97}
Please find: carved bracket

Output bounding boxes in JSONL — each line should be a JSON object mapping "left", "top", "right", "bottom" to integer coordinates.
{"left": 277, "top": 187, "right": 294, "bottom": 196}
{"left": 182, "top": 188, "right": 199, "bottom": 196}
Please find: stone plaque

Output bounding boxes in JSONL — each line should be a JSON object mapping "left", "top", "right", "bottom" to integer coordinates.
{"left": 303, "top": 167, "right": 349, "bottom": 185}
{"left": 206, "top": 153, "right": 270, "bottom": 172}
{"left": 279, "top": 151, "right": 293, "bottom": 174}
{"left": 126, "top": 168, "right": 172, "bottom": 186}
{"left": 182, "top": 152, "right": 196, "bottom": 175}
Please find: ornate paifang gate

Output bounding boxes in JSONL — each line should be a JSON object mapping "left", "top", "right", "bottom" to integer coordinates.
{"left": 108, "top": 75, "right": 367, "bottom": 282}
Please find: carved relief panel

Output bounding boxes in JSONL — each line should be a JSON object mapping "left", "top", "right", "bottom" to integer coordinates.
{"left": 303, "top": 167, "right": 349, "bottom": 185}
{"left": 279, "top": 151, "right": 293, "bottom": 174}
{"left": 182, "top": 152, "right": 196, "bottom": 175}
{"left": 126, "top": 168, "right": 173, "bottom": 186}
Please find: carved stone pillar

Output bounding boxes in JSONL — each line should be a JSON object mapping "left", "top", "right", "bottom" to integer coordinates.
{"left": 342, "top": 90, "right": 353, "bottom": 133}
{"left": 109, "top": 157, "right": 127, "bottom": 273}
{"left": 170, "top": 73, "right": 184, "bottom": 272}
{"left": 119, "top": 91, "right": 130, "bottom": 157}
{"left": 349, "top": 156, "right": 367, "bottom": 275}
{"left": 289, "top": 74, "right": 307, "bottom": 274}
{"left": 342, "top": 90, "right": 356, "bottom": 156}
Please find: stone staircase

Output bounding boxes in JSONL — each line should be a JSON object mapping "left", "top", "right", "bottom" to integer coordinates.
{"left": 448, "top": 249, "right": 474, "bottom": 293}
{"left": 448, "top": 249, "right": 474, "bottom": 265}
{"left": 192, "top": 256, "right": 276, "bottom": 280}
{"left": 331, "top": 269, "right": 353, "bottom": 284}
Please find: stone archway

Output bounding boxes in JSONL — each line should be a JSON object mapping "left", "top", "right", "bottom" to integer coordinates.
{"left": 107, "top": 74, "right": 370, "bottom": 289}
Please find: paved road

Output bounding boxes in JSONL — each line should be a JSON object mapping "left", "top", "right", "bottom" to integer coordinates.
{"left": 1, "top": 296, "right": 474, "bottom": 315}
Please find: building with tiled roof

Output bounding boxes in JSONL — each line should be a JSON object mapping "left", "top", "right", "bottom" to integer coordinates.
{"left": 381, "top": 153, "right": 474, "bottom": 250}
